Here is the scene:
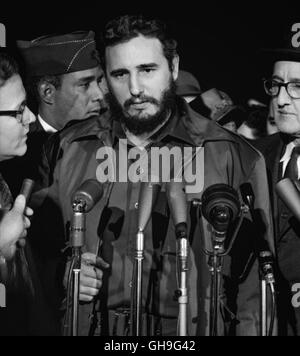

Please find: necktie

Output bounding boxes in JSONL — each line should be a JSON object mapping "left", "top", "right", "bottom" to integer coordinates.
{"left": 284, "top": 146, "right": 300, "bottom": 181}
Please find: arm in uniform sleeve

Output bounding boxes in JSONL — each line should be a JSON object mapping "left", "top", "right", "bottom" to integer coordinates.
{"left": 28, "top": 133, "right": 67, "bottom": 330}
{"left": 235, "top": 153, "right": 277, "bottom": 336}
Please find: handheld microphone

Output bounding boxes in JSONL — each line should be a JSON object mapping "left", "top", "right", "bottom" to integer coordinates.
{"left": 20, "top": 178, "right": 35, "bottom": 205}
{"left": 70, "top": 179, "right": 103, "bottom": 247}
{"left": 276, "top": 178, "right": 300, "bottom": 222}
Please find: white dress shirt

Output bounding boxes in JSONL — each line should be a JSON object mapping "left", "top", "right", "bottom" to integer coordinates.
{"left": 280, "top": 141, "right": 300, "bottom": 179}
{"left": 38, "top": 115, "right": 57, "bottom": 133}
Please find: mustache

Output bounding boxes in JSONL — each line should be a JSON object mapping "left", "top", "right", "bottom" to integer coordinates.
{"left": 124, "top": 96, "right": 159, "bottom": 108}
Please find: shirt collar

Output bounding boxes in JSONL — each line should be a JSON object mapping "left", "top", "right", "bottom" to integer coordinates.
{"left": 280, "top": 141, "right": 296, "bottom": 163}
{"left": 38, "top": 115, "right": 57, "bottom": 133}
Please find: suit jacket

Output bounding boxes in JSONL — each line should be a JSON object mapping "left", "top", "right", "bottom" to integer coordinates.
{"left": 253, "top": 133, "right": 300, "bottom": 244}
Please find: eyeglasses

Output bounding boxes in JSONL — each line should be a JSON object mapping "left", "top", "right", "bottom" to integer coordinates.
{"left": 0, "top": 106, "right": 27, "bottom": 125}
{"left": 264, "top": 79, "right": 300, "bottom": 99}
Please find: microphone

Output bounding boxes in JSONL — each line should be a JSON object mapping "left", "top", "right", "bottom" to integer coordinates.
{"left": 70, "top": 179, "right": 103, "bottom": 247}
{"left": 166, "top": 181, "right": 188, "bottom": 267}
{"left": 20, "top": 178, "right": 35, "bottom": 205}
{"left": 138, "top": 182, "right": 161, "bottom": 232}
{"left": 201, "top": 184, "right": 240, "bottom": 236}
{"left": 166, "top": 181, "right": 188, "bottom": 236}
{"left": 71, "top": 179, "right": 104, "bottom": 213}
{"left": 259, "top": 251, "right": 275, "bottom": 284}
{"left": 276, "top": 178, "right": 300, "bottom": 222}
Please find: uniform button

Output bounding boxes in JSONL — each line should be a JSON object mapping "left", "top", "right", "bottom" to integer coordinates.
{"left": 135, "top": 202, "right": 139, "bottom": 209}
{"left": 281, "top": 212, "right": 289, "bottom": 219}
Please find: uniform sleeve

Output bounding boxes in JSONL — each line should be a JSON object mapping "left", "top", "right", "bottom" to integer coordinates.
{"left": 235, "top": 153, "right": 277, "bottom": 336}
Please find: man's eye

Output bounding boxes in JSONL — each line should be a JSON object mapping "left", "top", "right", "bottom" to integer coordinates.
{"left": 141, "top": 68, "right": 154, "bottom": 74}
{"left": 113, "top": 73, "right": 126, "bottom": 79}
{"left": 271, "top": 81, "right": 280, "bottom": 87}
{"left": 291, "top": 83, "right": 300, "bottom": 89}
{"left": 80, "top": 82, "right": 90, "bottom": 89}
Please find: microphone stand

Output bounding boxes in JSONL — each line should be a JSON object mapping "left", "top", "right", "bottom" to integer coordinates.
{"left": 193, "top": 197, "right": 248, "bottom": 337}
{"left": 176, "top": 225, "right": 189, "bottom": 336}
{"left": 131, "top": 182, "right": 161, "bottom": 336}
{"left": 259, "top": 251, "right": 276, "bottom": 336}
{"left": 68, "top": 200, "right": 87, "bottom": 336}
{"left": 260, "top": 275, "right": 267, "bottom": 336}
{"left": 131, "top": 229, "right": 144, "bottom": 336}
{"left": 208, "top": 230, "right": 225, "bottom": 336}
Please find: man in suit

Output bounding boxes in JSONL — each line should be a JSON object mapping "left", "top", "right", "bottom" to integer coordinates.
{"left": 255, "top": 26, "right": 300, "bottom": 335}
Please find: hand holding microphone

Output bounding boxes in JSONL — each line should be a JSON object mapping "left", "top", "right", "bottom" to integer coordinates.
{"left": 0, "top": 179, "right": 34, "bottom": 260}
{"left": 68, "top": 179, "right": 109, "bottom": 303}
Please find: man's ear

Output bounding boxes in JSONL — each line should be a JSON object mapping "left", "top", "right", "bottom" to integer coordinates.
{"left": 38, "top": 81, "right": 56, "bottom": 105}
{"left": 172, "top": 55, "right": 180, "bottom": 81}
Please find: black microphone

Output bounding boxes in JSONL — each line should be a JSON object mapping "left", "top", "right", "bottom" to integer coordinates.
{"left": 276, "top": 178, "right": 300, "bottom": 222}
{"left": 20, "top": 178, "right": 35, "bottom": 205}
{"left": 259, "top": 251, "right": 275, "bottom": 284}
{"left": 71, "top": 179, "right": 104, "bottom": 213}
{"left": 201, "top": 184, "right": 240, "bottom": 235}
{"left": 70, "top": 179, "right": 103, "bottom": 247}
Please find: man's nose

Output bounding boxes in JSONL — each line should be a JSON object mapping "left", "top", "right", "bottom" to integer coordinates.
{"left": 91, "top": 81, "right": 106, "bottom": 102}
{"left": 277, "top": 86, "right": 292, "bottom": 107}
{"left": 129, "top": 74, "right": 143, "bottom": 97}
{"left": 23, "top": 106, "right": 36, "bottom": 125}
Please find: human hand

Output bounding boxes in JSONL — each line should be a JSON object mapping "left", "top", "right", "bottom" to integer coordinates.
{"left": 79, "top": 252, "right": 109, "bottom": 302}
{"left": 0, "top": 195, "right": 33, "bottom": 260}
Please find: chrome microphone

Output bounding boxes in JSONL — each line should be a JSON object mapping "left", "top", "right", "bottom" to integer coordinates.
{"left": 70, "top": 179, "right": 103, "bottom": 248}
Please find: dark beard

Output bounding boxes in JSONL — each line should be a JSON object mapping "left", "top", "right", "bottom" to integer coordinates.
{"left": 107, "top": 79, "right": 177, "bottom": 136}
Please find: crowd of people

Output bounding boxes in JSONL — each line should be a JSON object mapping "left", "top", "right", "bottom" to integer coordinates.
{"left": 0, "top": 14, "right": 300, "bottom": 336}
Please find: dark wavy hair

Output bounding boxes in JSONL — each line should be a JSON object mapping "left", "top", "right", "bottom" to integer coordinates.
{"left": 102, "top": 15, "right": 178, "bottom": 71}
{"left": 0, "top": 48, "right": 19, "bottom": 87}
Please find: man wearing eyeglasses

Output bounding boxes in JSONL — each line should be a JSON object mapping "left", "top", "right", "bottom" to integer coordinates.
{"left": 254, "top": 27, "right": 300, "bottom": 335}
{"left": 0, "top": 48, "right": 42, "bottom": 335}
{"left": 0, "top": 48, "right": 35, "bottom": 257}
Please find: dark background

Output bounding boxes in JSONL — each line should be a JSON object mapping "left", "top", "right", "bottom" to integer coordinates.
{"left": 1, "top": 2, "right": 298, "bottom": 107}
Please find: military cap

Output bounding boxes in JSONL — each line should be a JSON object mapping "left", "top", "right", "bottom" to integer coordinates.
{"left": 176, "top": 70, "right": 201, "bottom": 96}
{"left": 17, "top": 31, "right": 100, "bottom": 76}
{"left": 201, "top": 88, "right": 245, "bottom": 128}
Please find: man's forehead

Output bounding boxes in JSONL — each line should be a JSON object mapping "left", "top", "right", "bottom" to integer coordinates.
{"left": 0, "top": 74, "right": 25, "bottom": 107}
{"left": 273, "top": 60, "right": 300, "bottom": 78}
{"left": 105, "top": 35, "right": 165, "bottom": 66}
{"left": 63, "top": 66, "right": 103, "bottom": 81}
